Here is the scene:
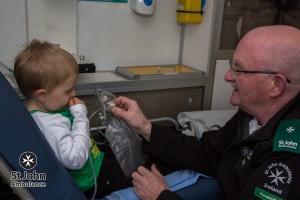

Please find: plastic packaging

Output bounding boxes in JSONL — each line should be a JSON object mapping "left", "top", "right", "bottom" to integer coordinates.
{"left": 105, "top": 118, "right": 148, "bottom": 177}
{"left": 95, "top": 88, "right": 148, "bottom": 177}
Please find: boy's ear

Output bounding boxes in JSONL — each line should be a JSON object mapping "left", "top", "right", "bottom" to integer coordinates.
{"left": 34, "top": 89, "right": 47, "bottom": 102}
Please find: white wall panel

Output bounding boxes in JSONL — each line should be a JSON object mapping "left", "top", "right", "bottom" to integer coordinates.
{"left": 181, "top": 0, "right": 215, "bottom": 72}
{"left": 27, "top": 0, "right": 77, "bottom": 55}
{"left": 0, "top": 0, "right": 27, "bottom": 72}
{"left": 77, "top": 1, "right": 181, "bottom": 70}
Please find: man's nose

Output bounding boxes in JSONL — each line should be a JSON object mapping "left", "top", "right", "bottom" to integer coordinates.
{"left": 224, "top": 69, "right": 234, "bottom": 82}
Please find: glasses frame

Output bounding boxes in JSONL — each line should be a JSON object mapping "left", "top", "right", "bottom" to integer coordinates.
{"left": 229, "top": 59, "right": 291, "bottom": 84}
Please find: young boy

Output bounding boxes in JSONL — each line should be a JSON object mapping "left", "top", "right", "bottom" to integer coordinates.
{"left": 14, "top": 40, "right": 103, "bottom": 194}
{"left": 14, "top": 40, "right": 133, "bottom": 198}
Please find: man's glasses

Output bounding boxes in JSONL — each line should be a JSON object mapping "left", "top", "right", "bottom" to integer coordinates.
{"left": 229, "top": 59, "right": 291, "bottom": 84}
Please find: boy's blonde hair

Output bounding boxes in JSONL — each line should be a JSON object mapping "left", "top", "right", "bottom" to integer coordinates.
{"left": 14, "top": 39, "right": 79, "bottom": 99}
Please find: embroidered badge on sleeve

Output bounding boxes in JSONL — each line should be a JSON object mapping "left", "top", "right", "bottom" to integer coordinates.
{"left": 273, "top": 119, "right": 300, "bottom": 154}
{"left": 255, "top": 162, "right": 293, "bottom": 200}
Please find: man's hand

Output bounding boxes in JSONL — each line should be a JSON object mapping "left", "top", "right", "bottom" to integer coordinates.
{"left": 132, "top": 165, "right": 169, "bottom": 200}
{"left": 112, "top": 96, "right": 152, "bottom": 141}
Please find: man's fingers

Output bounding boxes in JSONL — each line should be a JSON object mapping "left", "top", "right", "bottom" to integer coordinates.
{"left": 137, "top": 166, "right": 151, "bottom": 176}
{"left": 151, "top": 164, "right": 163, "bottom": 178}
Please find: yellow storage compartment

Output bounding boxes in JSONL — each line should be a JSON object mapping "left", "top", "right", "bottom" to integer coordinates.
{"left": 177, "top": 0, "right": 202, "bottom": 23}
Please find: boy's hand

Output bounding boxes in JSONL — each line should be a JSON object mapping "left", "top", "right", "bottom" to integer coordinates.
{"left": 69, "top": 97, "right": 85, "bottom": 107}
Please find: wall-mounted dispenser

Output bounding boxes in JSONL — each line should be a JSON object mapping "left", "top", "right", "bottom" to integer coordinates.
{"left": 177, "top": 0, "right": 205, "bottom": 23}
{"left": 129, "top": 0, "right": 156, "bottom": 15}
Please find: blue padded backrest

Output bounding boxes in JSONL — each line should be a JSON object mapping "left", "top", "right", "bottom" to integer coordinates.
{"left": 0, "top": 72, "right": 87, "bottom": 200}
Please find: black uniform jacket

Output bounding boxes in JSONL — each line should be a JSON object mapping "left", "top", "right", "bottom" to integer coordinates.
{"left": 141, "top": 92, "right": 300, "bottom": 200}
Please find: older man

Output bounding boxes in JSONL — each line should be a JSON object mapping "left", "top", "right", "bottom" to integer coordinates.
{"left": 112, "top": 25, "right": 300, "bottom": 200}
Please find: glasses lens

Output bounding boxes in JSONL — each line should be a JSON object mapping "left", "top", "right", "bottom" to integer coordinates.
{"left": 229, "top": 60, "right": 236, "bottom": 79}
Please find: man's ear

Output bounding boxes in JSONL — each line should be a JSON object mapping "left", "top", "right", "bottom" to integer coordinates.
{"left": 34, "top": 89, "right": 47, "bottom": 102}
{"left": 269, "top": 74, "right": 286, "bottom": 98}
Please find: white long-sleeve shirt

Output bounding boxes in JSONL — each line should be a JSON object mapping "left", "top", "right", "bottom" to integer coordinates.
{"left": 31, "top": 104, "right": 90, "bottom": 170}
